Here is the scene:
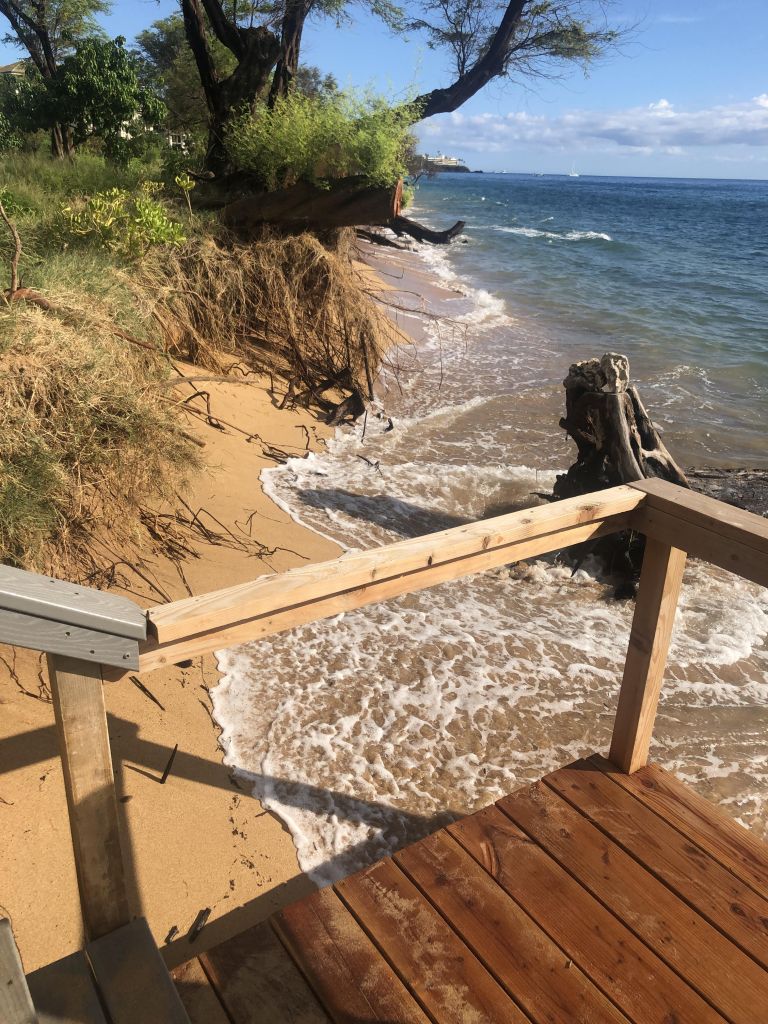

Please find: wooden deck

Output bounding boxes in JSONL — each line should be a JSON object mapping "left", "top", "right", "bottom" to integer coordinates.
{"left": 172, "top": 755, "right": 768, "bottom": 1024}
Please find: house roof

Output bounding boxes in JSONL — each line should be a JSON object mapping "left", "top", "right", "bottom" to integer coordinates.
{"left": 0, "top": 60, "right": 27, "bottom": 76}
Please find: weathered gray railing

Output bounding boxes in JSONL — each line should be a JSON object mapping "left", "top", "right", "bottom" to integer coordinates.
{"left": 2, "top": 479, "right": 767, "bottom": 945}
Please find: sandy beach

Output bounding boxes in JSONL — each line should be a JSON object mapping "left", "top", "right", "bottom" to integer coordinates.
{"left": 0, "top": 242, "right": 451, "bottom": 974}
{"left": 0, "top": 365, "right": 343, "bottom": 971}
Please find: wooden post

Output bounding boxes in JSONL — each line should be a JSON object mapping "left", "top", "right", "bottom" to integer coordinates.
{"left": 47, "top": 654, "right": 131, "bottom": 940}
{"left": 609, "top": 538, "right": 687, "bottom": 773}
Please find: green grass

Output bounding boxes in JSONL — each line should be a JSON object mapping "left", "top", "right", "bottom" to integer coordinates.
{"left": 0, "top": 151, "right": 199, "bottom": 575}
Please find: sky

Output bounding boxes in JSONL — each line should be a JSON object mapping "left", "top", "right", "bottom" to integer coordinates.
{"left": 1, "top": 1, "right": 767, "bottom": 178}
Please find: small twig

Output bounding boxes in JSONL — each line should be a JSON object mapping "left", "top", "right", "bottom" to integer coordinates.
{"left": 0, "top": 199, "right": 21, "bottom": 299}
{"left": 129, "top": 675, "right": 165, "bottom": 712}
{"left": 160, "top": 743, "right": 178, "bottom": 785}
{"left": 356, "top": 453, "right": 383, "bottom": 476}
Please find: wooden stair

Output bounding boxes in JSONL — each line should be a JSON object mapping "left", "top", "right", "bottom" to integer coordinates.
{"left": 2, "top": 918, "right": 189, "bottom": 1024}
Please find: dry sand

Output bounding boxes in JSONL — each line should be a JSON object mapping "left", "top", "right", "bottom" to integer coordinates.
{"left": 0, "top": 368, "right": 341, "bottom": 972}
{"left": 0, "top": 244, "right": 445, "bottom": 975}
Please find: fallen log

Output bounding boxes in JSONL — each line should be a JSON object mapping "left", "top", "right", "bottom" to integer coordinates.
{"left": 391, "top": 215, "right": 466, "bottom": 244}
{"left": 554, "top": 353, "right": 689, "bottom": 500}
{"left": 221, "top": 176, "right": 403, "bottom": 233}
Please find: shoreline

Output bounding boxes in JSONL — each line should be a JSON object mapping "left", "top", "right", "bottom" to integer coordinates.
{"left": 2, "top": 229, "right": 765, "bottom": 974}
{"left": 0, "top": 244, "right": 438, "bottom": 974}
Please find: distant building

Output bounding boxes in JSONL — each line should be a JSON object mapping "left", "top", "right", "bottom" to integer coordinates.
{"left": 0, "top": 60, "right": 27, "bottom": 78}
{"left": 166, "top": 131, "right": 188, "bottom": 150}
{"left": 426, "top": 152, "right": 467, "bottom": 169}
{"left": 418, "top": 151, "right": 470, "bottom": 174}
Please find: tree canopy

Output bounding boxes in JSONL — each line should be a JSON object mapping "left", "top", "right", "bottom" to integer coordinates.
{"left": 0, "top": 0, "right": 111, "bottom": 154}
{"left": 174, "top": 0, "right": 619, "bottom": 171}
{"left": 7, "top": 36, "right": 164, "bottom": 162}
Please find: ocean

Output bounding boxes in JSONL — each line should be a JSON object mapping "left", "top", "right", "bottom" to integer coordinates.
{"left": 213, "top": 173, "right": 768, "bottom": 884}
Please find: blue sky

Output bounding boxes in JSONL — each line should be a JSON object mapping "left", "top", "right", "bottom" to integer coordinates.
{"left": 2, "top": 1, "right": 766, "bottom": 177}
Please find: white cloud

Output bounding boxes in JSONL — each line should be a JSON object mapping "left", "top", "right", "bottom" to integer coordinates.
{"left": 417, "top": 96, "right": 768, "bottom": 157}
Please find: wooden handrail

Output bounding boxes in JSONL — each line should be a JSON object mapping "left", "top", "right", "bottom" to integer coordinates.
{"left": 628, "top": 478, "right": 768, "bottom": 588}
{"left": 106, "top": 485, "right": 644, "bottom": 679}
{"left": 16, "top": 479, "right": 768, "bottom": 948}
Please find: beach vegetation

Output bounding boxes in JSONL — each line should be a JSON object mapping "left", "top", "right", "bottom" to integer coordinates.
{"left": 225, "top": 89, "right": 415, "bottom": 190}
{"left": 0, "top": 289, "right": 199, "bottom": 575}
{"left": 62, "top": 182, "right": 187, "bottom": 258}
{"left": 0, "top": 148, "right": 392, "bottom": 576}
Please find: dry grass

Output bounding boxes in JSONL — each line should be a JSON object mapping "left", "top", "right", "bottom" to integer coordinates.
{"left": 0, "top": 292, "right": 199, "bottom": 579}
{"left": 0, "top": 165, "right": 400, "bottom": 581}
{"left": 139, "top": 227, "right": 400, "bottom": 410}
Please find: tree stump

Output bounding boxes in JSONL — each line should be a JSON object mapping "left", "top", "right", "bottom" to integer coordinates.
{"left": 554, "top": 353, "right": 689, "bottom": 500}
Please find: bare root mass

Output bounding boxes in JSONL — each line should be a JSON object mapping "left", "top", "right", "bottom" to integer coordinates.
{"left": 141, "top": 228, "right": 398, "bottom": 421}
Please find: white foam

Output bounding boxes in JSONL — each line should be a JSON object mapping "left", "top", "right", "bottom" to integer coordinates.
{"left": 495, "top": 226, "right": 612, "bottom": 242}
{"left": 212, "top": 198, "right": 768, "bottom": 880}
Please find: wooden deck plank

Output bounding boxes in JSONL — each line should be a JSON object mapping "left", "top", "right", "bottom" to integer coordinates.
{"left": 0, "top": 919, "right": 36, "bottom": 1024}
{"left": 546, "top": 760, "right": 768, "bottom": 968}
{"left": 336, "top": 857, "right": 529, "bottom": 1024}
{"left": 449, "top": 804, "right": 725, "bottom": 1024}
{"left": 590, "top": 755, "right": 768, "bottom": 899}
{"left": 201, "top": 919, "right": 331, "bottom": 1024}
{"left": 395, "top": 830, "right": 628, "bottom": 1023}
{"left": 171, "top": 959, "right": 230, "bottom": 1024}
{"left": 27, "top": 951, "right": 107, "bottom": 1024}
{"left": 499, "top": 782, "right": 768, "bottom": 1024}
{"left": 274, "top": 885, "right": 429, "bottom": 1024}
{"left": 86, "top": 917, "right": 190, "bottom": 1024}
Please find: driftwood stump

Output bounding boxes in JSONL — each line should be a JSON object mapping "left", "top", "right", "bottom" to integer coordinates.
{"left": 554, "top": 353, "right": 689, "bottom": 500}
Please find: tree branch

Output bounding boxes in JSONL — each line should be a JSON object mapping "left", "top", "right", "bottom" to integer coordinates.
{"left": 413, "top": 0, "right": 527, "bottom": 118}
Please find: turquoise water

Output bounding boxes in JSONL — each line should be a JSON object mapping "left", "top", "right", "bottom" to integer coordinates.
{"left": 412, "top": 173, "right": 768, "bottom": 466}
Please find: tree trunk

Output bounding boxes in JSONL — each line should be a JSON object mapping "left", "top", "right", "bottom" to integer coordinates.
{"left": 268, "top": 0, "right": 312, "bottom": 106}
{"left": 50, "top": 123, "right": 74, "bottom": 159}
{"left": 221, "top": 177, "right": 403, "bottom": 233}
{"left": 554, "top": 353, "right": 689, "bottom": 500}
{"left": 180, "top": 0, "right": 280, "bottom": 173}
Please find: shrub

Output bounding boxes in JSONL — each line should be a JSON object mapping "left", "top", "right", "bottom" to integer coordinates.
{"left": 0, "top": 112, "right": 22, "bottom": 153}
{"left": 225, "top": 89, "right": 415, "bottom": 191}
{"left": 62, "top": 181, "right": 186, "bottom": 259}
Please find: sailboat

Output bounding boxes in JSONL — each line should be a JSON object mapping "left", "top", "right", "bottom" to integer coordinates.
{"left": 569, "top": 162, "right": 580, "bottom": 178}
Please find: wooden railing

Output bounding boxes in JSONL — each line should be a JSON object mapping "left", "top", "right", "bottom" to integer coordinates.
{"left": 4, "top": 479, "right": 768, "bottom": 946}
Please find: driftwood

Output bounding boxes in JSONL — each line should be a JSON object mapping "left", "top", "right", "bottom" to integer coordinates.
{"left": 356, "top": 228, "right": 407, "bottom": 250}
{"left": 221, "top": 176, "right": 403, "bottom": 233}
{"left": 554, "top": 353, "right": 689, "bottom": 500}
{"left": 391, "top": 215, "right": 466, "bottom": 244}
